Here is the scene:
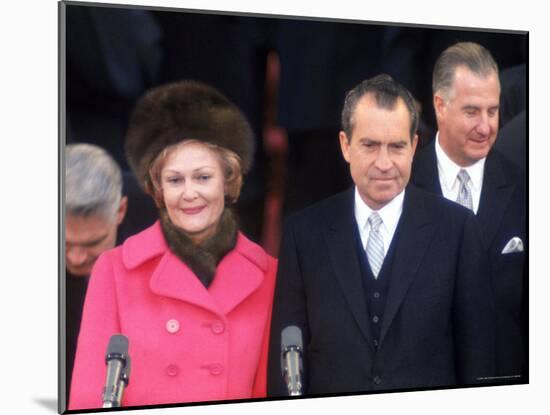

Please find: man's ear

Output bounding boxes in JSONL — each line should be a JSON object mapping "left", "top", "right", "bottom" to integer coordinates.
{"left": 116, "top": 196, "right": 128, "bottom": 225}
{"left": 339, "top": 131, "right": 351, "bottom": 163}
{"left": 433, "top": 94, "right": 446, "bottom": 121}
{"left": 411, "top": 133, "right": 419, "bottom": 156}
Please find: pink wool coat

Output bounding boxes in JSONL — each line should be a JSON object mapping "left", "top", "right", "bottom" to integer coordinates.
{"left": 69, "top": 222, "right": 277, "bottom": 410}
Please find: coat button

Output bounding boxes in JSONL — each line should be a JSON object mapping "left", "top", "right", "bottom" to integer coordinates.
{"left": 166, "top": 319, "right": 180, "bottom": 334}
{"left": 211, "top": 321, "right": 225, "bottom": 334}
{"left": 372, "top": 315, "right": 380, "bottom": 324}
{"left": 373, "top": 291, "right": 381, "bottom": 299}
{"left": 166, "top": 364, "right": 179, "bottom": 377}
{"left": 209, "top": 364, "right": 224, "bottom": 376}
{"left": 373, "top": 376, "right": 382, "bottom": 385}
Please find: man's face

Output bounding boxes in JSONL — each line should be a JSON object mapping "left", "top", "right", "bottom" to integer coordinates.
{"left": 65, "top": 198, "right": 126, "bottom": 277}
{"left": 340, "top": 94, "right": 417, "bottom": 210}
{"left": 435, "top": 65, "right": 500, "bottom": 166}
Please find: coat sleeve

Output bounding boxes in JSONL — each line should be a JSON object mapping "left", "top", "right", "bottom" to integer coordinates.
{"left": 251, "top": 257, "right": 278, "bottom": 398}
{"left": 267, "top": 218, "right": 310, "bottom": 397}
{"left": 69, "top": 251, "right": 121, "bottom": 410}
{"left": 453, "top": 213, "right": 498, "bottom": 384}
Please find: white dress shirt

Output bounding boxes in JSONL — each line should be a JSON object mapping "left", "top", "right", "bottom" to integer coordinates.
{"left": 435, "top": 133, "right": 485, "bottom": 214}
{"left": 354, "top": 186, "right": 404, "bottom": 256}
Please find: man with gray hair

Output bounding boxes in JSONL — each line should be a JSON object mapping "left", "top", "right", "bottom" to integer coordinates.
{"left": 411, "top": 42, "right": 527, "bottom": 382}
{"left": 66, "top": 143, "right": 128, "bottom": 277}
{"left": 65, "top": 143, "right": 158, "bottom": 398}
{"left": 65, "top": 143, "right": 128, "bottom": 399}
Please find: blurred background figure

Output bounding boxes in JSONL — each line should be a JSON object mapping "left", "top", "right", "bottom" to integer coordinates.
{"left": 65, "top": 143, "right": 156, "bottom": 398}
{"left": 66, "top": 6, "right": 163, "bottom": 169}
{"left": 495, "top": 63, "right": 527, "bottom": 171}
{"left": 66, "top": 144, "right": 127, "bottom": 278}
{"left": 65, "top": 143, "right": 126, "bottom": 400}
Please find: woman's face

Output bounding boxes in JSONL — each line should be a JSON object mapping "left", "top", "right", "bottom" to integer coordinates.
{"left": 161, "top": 141, "right": 225, "bottom": 244}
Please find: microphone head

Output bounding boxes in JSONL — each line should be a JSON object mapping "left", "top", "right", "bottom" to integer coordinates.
{"left": 106, "top": 334, "right": 129, "bottom": 364}
{"left": 281, "top": 325, "right": 303, "bottom": 350}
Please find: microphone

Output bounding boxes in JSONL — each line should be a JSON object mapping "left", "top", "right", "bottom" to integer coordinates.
{"left": 281, "top": 325, "right": 304, "bottom": 396}
{"left": 102, "top": 334, "right": 130, "bottom": 408}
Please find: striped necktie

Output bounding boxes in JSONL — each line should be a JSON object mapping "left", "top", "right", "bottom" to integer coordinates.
{"left": 456, "top": 169, "right": 473, "bottom": 211}
{"left": 366, "top": 212, "right": 384, "bottom": 279}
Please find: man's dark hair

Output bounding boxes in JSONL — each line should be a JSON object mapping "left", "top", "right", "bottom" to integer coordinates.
{"left": 341, "top": 74, "right": 419, "bottom": 141}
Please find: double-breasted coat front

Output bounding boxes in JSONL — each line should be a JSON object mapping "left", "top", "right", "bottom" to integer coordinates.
{"left": 69, "top": 222, "right": 277, "bottom": 410}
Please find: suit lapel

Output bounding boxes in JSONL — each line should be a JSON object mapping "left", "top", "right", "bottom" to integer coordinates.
{"left": 379, "top": 186, "right": 438, "bottom": 347}
{"left": 322, "top": 189, "right": 374, "bottom": 348}
{"left": 412, "top": 141, "right": 443, "bottom": 196}
{"left": 477, "top": 151, "right": 515, "bottom": 249}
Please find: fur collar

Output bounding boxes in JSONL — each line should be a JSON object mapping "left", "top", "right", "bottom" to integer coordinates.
{"left": 159, "top": 208, "right": 238, "bottom": 288}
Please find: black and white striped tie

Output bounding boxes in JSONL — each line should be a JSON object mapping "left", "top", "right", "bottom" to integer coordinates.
{"left": 456, "top": 169, "right": 473, "bottom": 211}
{"left": 366, "top": 212, "right": 384, "bottom": 279}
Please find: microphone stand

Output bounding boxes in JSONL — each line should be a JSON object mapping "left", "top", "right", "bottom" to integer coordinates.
{"left": 114, "top": 357, "right": 131, "bottom": 407}
{"left": 284, "top": 345, "right": 303, "bottom": 396}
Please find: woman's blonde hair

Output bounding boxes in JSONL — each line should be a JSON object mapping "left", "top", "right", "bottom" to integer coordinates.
{"left": 145, "top": 139, "right": 243, "bottom": 208}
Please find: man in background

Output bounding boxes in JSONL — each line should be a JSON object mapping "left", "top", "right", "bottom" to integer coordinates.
{"left": 65, "top": 143, "right": 156, "bottom": 398}
{"left": 411, "top": 42, "right": 527, "bottom": 381}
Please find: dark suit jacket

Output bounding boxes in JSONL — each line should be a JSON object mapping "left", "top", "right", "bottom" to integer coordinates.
{"left": 494, "top": 110, "right": 527, "bottom": 172}
{"left": 267, "top": 186, "right": 496, "bottom": 395}
{"left": 411, "top": 142, "right": 527, "bottom": 380}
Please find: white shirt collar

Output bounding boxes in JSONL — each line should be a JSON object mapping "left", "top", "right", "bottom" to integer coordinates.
{"left": 354, "top": 186, "right": 404, "bottom": 235}
{"left": 435, "top": 132, "right": 485, "bottom": 193}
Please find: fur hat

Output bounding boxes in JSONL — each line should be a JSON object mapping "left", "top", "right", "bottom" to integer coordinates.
{"left": 125, "top": 80, "right": 254, "bottom": 189}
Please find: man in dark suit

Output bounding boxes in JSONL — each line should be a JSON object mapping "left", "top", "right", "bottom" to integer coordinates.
{"left": 411, "top": 42, "right": 527, "bottom": 382}
{"left": 267, "top": 75, "right": 496, "bottom": 396}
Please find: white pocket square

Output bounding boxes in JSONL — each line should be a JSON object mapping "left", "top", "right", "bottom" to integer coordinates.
{"left": 501, "top": 237, "right": 524, "bottom": 254}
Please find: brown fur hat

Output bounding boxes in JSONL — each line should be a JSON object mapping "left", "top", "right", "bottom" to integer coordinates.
{"left": 125, "top": 80, "right": 254, "bottom": 189}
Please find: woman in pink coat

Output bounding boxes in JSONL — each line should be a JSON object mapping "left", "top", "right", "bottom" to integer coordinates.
{"left": 69, "top": 81, "right": 277, "bottom": 410}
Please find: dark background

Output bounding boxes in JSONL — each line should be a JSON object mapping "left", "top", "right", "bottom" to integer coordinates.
{"left": 64, "top": 2, "right": 527, "bottom": 254}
